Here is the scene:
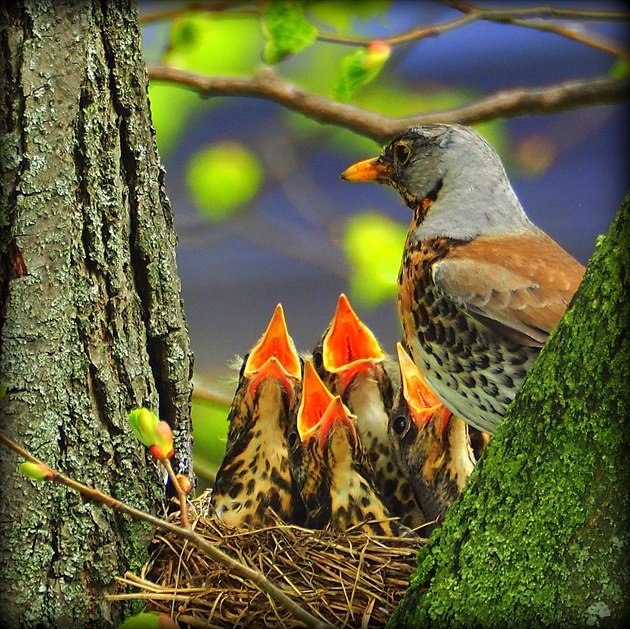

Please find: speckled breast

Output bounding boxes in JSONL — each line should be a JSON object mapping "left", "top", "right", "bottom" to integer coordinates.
{"left": 397, "top": 237, "right": 539, "bottom": 434}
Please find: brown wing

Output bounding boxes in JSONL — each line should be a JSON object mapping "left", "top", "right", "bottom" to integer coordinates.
{"left": 433, "top": 232, "right": 585, "bottom": 347}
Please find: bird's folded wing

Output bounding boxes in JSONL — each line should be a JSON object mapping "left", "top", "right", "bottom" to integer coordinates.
{"left": 432, "top": 234, "right": 585, "bottom": 347}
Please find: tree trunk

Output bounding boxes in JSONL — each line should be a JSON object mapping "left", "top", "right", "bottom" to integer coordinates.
{"left": 0, "top": 1, "right": 193, "bottom": 626}
{"left": 389, "top": 194, "right": 630, "bottom": 627}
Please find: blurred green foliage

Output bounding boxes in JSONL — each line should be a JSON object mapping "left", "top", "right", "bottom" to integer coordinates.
{"left": 186, "top": 141, "right": 264, "bottom": 221}
{"left": 307, "top": 0, "right": 391, "bottom": 30}
{"left": 148, "top": 12, "right": 263, "bottom": 157}
{"left": 191, "top": 399, "right": 230, "bottom": 491}
{"left": 610, "top": 58, "right": 629, "bottom": 79}
{"left": 147, "top": 83, "right": 203, "bottom": 157}
{"left": 342, "top": 211, "right": 407, "bottom": 307}
{"left": 163, "top": 12, "right": 263, "bottom": 75}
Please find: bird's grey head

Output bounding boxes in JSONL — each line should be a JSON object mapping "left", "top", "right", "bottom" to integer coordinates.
{"left": 373, "top": 124, "right": 534, "bottom": 241}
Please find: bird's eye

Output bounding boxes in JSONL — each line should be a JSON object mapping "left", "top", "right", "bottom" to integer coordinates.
{"left": 312, "top": 350, "right": 323, "bottom": 371}
{"left": 287, "top": 430, "right": 299, "bottom": 450}
{"left": 391, "top": 415, "right": 408, "bottom": 435}
{"left": 394, "top": 143, "right": 411, "bottom": 165}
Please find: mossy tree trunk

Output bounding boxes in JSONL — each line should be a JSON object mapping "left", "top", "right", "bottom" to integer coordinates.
{"left": 389, "top": 194, "right": 630, "bottom": 627}
{"left": 0, "top": 1, "right": 193, "bottom": 626}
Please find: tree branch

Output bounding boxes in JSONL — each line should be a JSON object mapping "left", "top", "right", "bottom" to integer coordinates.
{"left": 147, "top": 65, "right": 630, "bottom": 143}
{"left": 0, "top": 433, "right": 336, "bottom": 629}
{"left": 139, "top": 2, "right": 630, "bottom": 57}
{"left": 192, "top": 382, "right": 233, "bottom": 407}
{"left": 445, "top": 0, "right": 629, "bottom": 58}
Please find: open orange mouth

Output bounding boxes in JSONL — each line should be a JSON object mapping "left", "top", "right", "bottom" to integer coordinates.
{"left": 322, "top": 294, "right": 384, "bottom": 388}
{"left": 245, "top": 304, "right": 301, "bottom": 396}
{"left": 397, "top": 343, "right": 451, "bottom": 434}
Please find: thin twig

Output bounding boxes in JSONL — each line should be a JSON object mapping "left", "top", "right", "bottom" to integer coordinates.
{"left": 139, "top": 2, "right": 257, "bottom": 24}
{"left": 316, "top": 13, "right": 479, "bottom": 46}
{"left": 443, "top": 0, "right": 630, "bottom": 21}
{"left": 139, "top": 1, "right": 630, "bottom": 57}
{"left": 0, "top": 433, "right": 336, "bottom": 629}
{"left": 162, "top": 458, "right": 190, "bottom": 528}
{"left": 445, "top": 0, "right": 630, "bottom": 58}
{"left": 147, "top": 65, "right": 630, "bottom": 143}
{"left": 192, "top": 383, "right": 232, "bottom": 407}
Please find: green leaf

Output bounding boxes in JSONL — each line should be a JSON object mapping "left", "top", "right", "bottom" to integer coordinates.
{"left": 261, "top": 1, "right": 318, "bottom": 64}
{"left": 164, "top": 13, "right": 263, "bottom": 75}
{"left": 333, "top": 41, "right": 391, "bottom": 102}
{"left": 186, "top": 141, "right": 264, "bottom": 221}
{"left": 342, "top": 211, "right": 406, "bottom": 307}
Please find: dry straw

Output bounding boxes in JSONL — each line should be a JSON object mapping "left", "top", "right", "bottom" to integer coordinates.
{"left": 115, "top": 492, "right": 425, "bottom": 628}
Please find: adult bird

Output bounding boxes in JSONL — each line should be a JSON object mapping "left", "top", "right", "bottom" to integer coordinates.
{"left": 289, "top": 361, "right": 407, "bottom": 536}
{"left": 313, "top": 293, "right": 425, "bottom": 529}
{"left": 211, "top": 304, "right": 305, "bottom": 528}
{"left": 389, "top": 343, "right": 476, "bottom": 534}
{"left": 341, "top": 124, "right": 585, "bottom": 434}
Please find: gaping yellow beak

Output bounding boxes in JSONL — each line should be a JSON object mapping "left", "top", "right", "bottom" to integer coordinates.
{"left": 340, "top": 156, "right": 391, "bottom": 183}
{"left": 397, "top": 342, "right": 452, "bottom": 433}
{"left": 244, "top": 304, "right": 301, "bottom": 380}
{"left": 317, "top": 395, "right": 357, "bottom": 451}
{"left": 322, "top": 293, "right": 384, "bottom": 388}
{"left": 244, "top": 304, "right": 301, "bottom": 397}
{"left": 297, "top": 361, "right": 335, "bottom": 443}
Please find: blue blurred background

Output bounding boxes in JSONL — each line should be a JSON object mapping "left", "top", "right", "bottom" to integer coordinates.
{"left": 141, "top": 0, "right": 628, "bottom": 395}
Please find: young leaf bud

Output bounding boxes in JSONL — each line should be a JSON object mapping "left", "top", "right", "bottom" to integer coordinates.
{"left": 19, "top": 461, "right": 53, "bottom": 481}
{"left": 128, "top": 407, "right": 160, "bottom": 447}
{"left": 148, "top": 421, "right": 174, "bottom": 460}
{"left": 176, "top": 474, "right": 193, "bottom": 495}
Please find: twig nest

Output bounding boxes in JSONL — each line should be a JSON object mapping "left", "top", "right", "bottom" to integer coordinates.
{"left": 121, "top": 491, "right": 424, "bottom": 628}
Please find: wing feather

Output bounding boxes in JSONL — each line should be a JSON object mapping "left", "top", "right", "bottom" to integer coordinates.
{"left": 433, "top": 233, "right": 585, "bottom": 347}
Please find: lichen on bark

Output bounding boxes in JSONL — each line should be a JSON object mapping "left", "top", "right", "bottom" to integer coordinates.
{"left": 0, "top": 1, "right": 193, "bottom": 626}
{"left": 388, "top": 194, "right": 630, "bottom": 627}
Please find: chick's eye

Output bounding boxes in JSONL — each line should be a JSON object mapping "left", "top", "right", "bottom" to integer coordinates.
{"left": 391, "top": 415, "right": 408, "bottom": 435}
{"left": 287, "top": 431, "right": 299, "bottom": 449}
{"left": 312, "top": 350, "right": 323, "bottom": 371}
{"left": 394, "top": 143, "right": 411, "bottom": 165}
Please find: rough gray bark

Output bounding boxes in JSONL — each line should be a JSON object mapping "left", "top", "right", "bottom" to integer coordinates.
{"left": 0, "top": 1, "right": 194, "bottom": 626}
{"left": 388, "top": 194, "right": 630, "bottom": 627}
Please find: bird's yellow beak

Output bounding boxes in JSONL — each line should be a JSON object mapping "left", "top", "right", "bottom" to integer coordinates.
{"left": 297, "top": 362, "right": 335, "bottom": 443}
{"left": 245, "top": 304, "right": 300, "bottom": 378}
{"left": 245, "top": 304, "right": 301, "bottom": 397}
{"left": 317, "top": 396, "right": 356, "bottom": 451}
{"left": 323, "top": 293, "right": 384, "bottom": 387}
{"left": 397, "top": 343, "right": 451, "bottom": 432}
{"left": 340, "top": 156, "right": 391, "bottom": 183}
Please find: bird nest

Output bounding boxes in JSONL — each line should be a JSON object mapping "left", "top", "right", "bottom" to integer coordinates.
{"left": 119, "top": 491, "right": 424, "bottom": 628}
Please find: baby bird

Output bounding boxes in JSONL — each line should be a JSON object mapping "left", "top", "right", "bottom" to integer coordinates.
{"left": 313, "top": 293, "right": 425, "bottom": 529}
{"left": 289, "top": 361, "right": 407, "bottom": 537}
{"left": 389, "top": 343, "right": 477, "bottom": 534}
{"left": 211, "top": 305, "right": 305, "bottom": 527}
